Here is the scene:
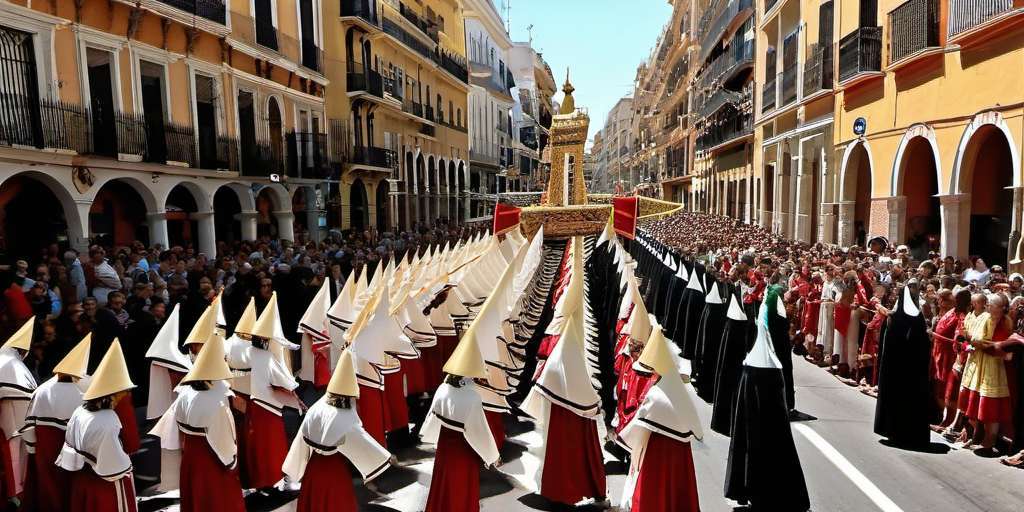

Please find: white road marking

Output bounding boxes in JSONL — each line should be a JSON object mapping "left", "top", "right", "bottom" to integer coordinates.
{"left": 793, "top": 423, "right": 904, "bottom": 512}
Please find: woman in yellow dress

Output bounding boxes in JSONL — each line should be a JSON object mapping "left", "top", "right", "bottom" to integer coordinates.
{"left": 957, "top": 294, "right": 1014, "bottom": 455}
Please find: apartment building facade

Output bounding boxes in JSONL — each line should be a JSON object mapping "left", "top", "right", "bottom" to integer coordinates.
{"left": 0, "top": 0, "right": 330, "bottom": 259}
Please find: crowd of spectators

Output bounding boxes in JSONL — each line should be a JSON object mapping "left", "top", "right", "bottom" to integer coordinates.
{"left": 0, "top": 222, "right": 484, "bottom": 399}
{"left": 643, "top": 210, "right": 1024, "bottom": 466}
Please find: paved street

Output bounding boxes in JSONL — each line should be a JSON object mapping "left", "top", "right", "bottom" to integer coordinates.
{"left": 137, "top": 356, "right": 1024, "bottom": 512}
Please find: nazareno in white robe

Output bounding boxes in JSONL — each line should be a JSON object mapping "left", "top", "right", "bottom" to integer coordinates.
{"left": 150, "top": 382, "right": 237, "bottom": 491}
{"left": 421, "top": 381, "right": 499, "bottom": 466}
{"left": 0, "top": 346, "right": 37, "bottom": 494}
{"left": 282, "top": 397, "right": 391, "bottom": 483}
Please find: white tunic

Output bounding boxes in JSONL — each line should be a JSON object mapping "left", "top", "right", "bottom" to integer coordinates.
{"left": 21, "top": 378, "right": 84, "bottom": 453}
{"left": 56, "top": 407, "right": 132, "bottom": 481}
{"left": 421, "top": 382, "right": 499, "bottom": 466}
{"left": 282, "top": 398, "right": 390, "bottom": 483}
{"left": 0, "top": 347, "right": 36, "bottom": 438}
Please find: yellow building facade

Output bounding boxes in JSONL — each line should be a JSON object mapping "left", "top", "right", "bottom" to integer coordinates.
{"left": 0, "top": 0, "right": 329, "bottom": 256}
{"left": 827, "top": 0, "right": 1024, "bottom": 268}
{"left": 332, "top": 0, "right": 469, "bottom": 232}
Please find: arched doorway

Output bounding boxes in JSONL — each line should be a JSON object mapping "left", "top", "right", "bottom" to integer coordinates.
{"left": 166, "top": 185, "right": 200, "bottom": 249}
{"left": 292, "top": 187, "right": 310, "bottom": 240}
{"left": 416, "top": 154, "right": 427, "bottom": 226}
{"left": 350, "top": 179, "right": 368, "bottom": 231}
{"left": 963, "top": 126, "right": 1014, "bottom": 266}
{"left": 90, "top": 180, "right": 150, "bottom": 248}
{"left": 376, "top": 180, "right": 389, "bottom": 230}
{"left": 213, "top": 187, "right": 243, "bottom": 243}
{"left": 427, "top": 155, "right": 437, "bottom": 222}
{"left": 457, "top": 162, "right": 467, "bottom": 222}
{"left": 448, "top": 161, "right": 457, "bottom": 221}
{"left": 763, "top": 163, "right": 775, "bottom": 228}
{"left": 255, "top": 188, "right": 279, "bottom": 239}
{"left": 898, "top": 137, "right": 940, "bottom": 261}
{"left": 268, "top": 97, "right": 283, "bottom": 164}
{"left": 841, "top": 143, "right": 872, "bottom": 248}
{"left": 0, "top": 175, "right": 70, "bottom": 262}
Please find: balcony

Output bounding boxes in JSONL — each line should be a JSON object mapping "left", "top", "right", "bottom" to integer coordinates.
{"left": 698, "top": 0, "right": 754, "bottom": 61}
{"left": 838, "top": 26, "right": 882, "bottom": 84}
{"left": 350, "top": 145, "right": 397, "bottom": 170}
{"left": 240, "top": 140, "right": 285, "bottom": 177}
{"left": 470, "top": 149, "right": 499, "bottom": 166}
{"left": 341, "top": 0, "right": 379, "bottom": 25}
{"left": 889, "top": 0, "right": 942, "bottom": 65}
{"left": 424, "top": 104, "right": 435, "bottom": 122}
{"left": 948, "top": 0, "right": 1015, "bottom": 38}
{"left": 381, "top": 17, "right": 468, "bottom": 83}
{"left": 347, "top": 66, "right": 384, "bottom": 98}
{"left": 398, "top": 2, "right": 439, "bottom": 43}
{"left": 761, "top": 76, "right": 776, "bottom": 113}
{"left": 780, "top": 61, "right": 798, "bottom": 106}
{"left": 157, "top": 0, "right": 227, "bottom": 25}
{"left": 286, "top": 131, "right": 337, "bottom": 180}
{"left": 0, "top": 96, "right": 90, "bottom": 153}
{"left": 419, "top": 124, "right": 436, "bottom": 137}
{"left": 696, "top": 86, "right": 752, "bottom": 151}
{"left": 803, "top": 42, "right": 833, "bottom": 97}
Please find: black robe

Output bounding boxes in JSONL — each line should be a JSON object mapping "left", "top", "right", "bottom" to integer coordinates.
{"left": 662, "top": 262, "right": 690, "bottom": 342}
{"left": 679, "top": 265, "right": 707, "bottom": 360}
{"left": 725, "top": 365, "right": 811, "bottom": 511}
{"left": 873, "top": 286, "right": 932, "bottom": 448}
{"left": 767, "top": 302, "right": 796, "bottom": 411}
{"left": 710, "top": 287, "right": 753, "bottom": 436}
{"left": 694, "top": 280, "right": 727, "bottom": 403}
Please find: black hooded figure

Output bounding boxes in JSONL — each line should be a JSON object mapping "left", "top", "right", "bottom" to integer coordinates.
{"left": 765, "top": 284, "right": 796, "bottom": 411}
{"left": 725, "top": 291, "right": 810, "bottom": 511}
{"left": 874, "top": 281, "right": 933, "bottom": 448}
{"left": 678, "top": 262, "right": 706, "bottom": 360}
{"left": 662, "top": 259, "right": 691, "bottom": 343}
{"left": 694, "top": 277, "right": 727, "bottom": 403}
{"left": 710, "top": 285, "right": 753, "bottom": 436}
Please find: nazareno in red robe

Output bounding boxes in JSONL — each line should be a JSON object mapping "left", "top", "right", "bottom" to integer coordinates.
{"left": 383, "top": 369, "right": 409, "bottom": 433}
{"left": 425, "top": 426, "right": 482, "bottom": 512}
{"left": 484, "top": 410, "right": 505, "bottom": 452}
{"left": 22, "top": 425, "right": 68, "bottom": 512}
{"left": 615, "top": 362, "right": 654, "bottom": 434}
{"left": 296, "top": 452, "right": 358, "bottom": 512}
{"left": 114, "top": 394, "right": 141, "bottom": 454}
{"left": 180, "top": 434, "right": 245, "bottom": 512}
{"left": 242, "top": 400, "right": 288, "bottom": 489}
{"left": 541, "top": 403, "right": 607, "bottom": 505}
{"left": 631, "top": 432, "right": 700, "bottom": 512}
{"left": 358, "top": 384, "right": 388, "bottom": 446}
{"left": 66, "top": 466, "right": 137, "bottom": 512}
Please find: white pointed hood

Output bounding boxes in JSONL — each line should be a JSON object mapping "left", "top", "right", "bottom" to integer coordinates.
{"left": 743, "top": 302, "right": 783, "bottom": 369}
{"left": 299, "top": 279, "right": 331, "bottom": 341}
{"left": 145, "top": 304, "right": 190, "bottom": 372}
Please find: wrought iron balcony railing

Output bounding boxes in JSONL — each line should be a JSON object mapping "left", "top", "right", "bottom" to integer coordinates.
{"left": 803, "top": 42, "right": 833, "bottom": 96}
{"left": 341, "top": 0, "right": 379, "bottom": 25}
{"left": 239, "top": 140, "right": 286, "bottom": 177}
{"left": 158, "top": 0, "right": 227, "bottom": 25}
{"left": 698, "top": 0, "right": 754, "bottom": 61}
{"left": 838, "top": 26, "right": 882, "bottom": 83}
{"left": 398, "top": 2, "right": 439, "bottom": 43}
{"left": 381, "top": 17, "right": 468, "bottom": 83}
{"left": 890, "top": 0, "right": 941, "bottom": 63}
{"left": 780, "top": 62, "right": 798, "bottom": 106}
{"left": 286, "top": 131, "right": 337, "bottom": 180}
{"left": 350, "top": 145, "right": 398, "bottom": 170}
{"left": 948, "top": 0, "right": 1013, "bottom": 38}
{"left": 761, "top": 76, "right": 777, "bottom": 113}
{"left": 347, "top": 66, "right": 384, "bottom": 98}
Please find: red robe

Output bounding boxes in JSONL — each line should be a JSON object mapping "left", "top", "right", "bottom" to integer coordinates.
{"left": 0, "top": 427, "right": 15, "bottom": 501}
{"left": 541, "top": 404, "right": 607, "bottom": 505}
{"left": 384, "top": 370, "right": 409, "bottom": 434}
{"left": 631, "top": 432, "right": 700, "bottom": 512}
{"left": 22, "top": 425, "right": 68, "bottom": 512}
{"left": 242, "top": 400, "right": 288, "bottom": 489}
{"left": 484, "top": 410, "right": 505, "bottom": 452}
{"left": 295, "top": 452, "right": 358, "bottom": 512}
{"left": 312, "top": 342, "right": 331, "bottom": 390}
{"left": 418, "top": 344, "right": 444, "bottom": 392}
{"left": 404, "top": 355, "right": 428, "bottom": 396}
{"left": 67, "top": 467, "right": 136, "bottom": 512}
{"left": 357, "top": 384, "right": 388, "bottom": 446}
{"left": 114, "top": 395, "right": 141, "bottom": 454}
{"left": 425, "top": 426, "right": 481, "bottom": 512}
{"left": 180, "top": 434, "right": 245, "bottom": 512}
{"left": 615, "top": 364, "right": 654, "bottom": 433}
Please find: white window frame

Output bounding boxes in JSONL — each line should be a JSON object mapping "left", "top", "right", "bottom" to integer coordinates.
{"left": 129, "top": 42, "right": 180, "bottom": 122}
{"left": 0, "top": 6, "right": 62, "bottom": 100}
{"left": 187, "top": 59, "right": 227, "bottom": 146}
{"left": 75, "top": 26, "right": 127, "bottom": 114}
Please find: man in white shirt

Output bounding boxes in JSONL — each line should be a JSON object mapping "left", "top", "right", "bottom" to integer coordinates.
{"left": 90, "top": 248, "right": 121, "bottom": 307}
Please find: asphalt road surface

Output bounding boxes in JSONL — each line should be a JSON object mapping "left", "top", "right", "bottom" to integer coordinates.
{"left": 137, "top": 356, "right": 1024, "bottom": 511}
